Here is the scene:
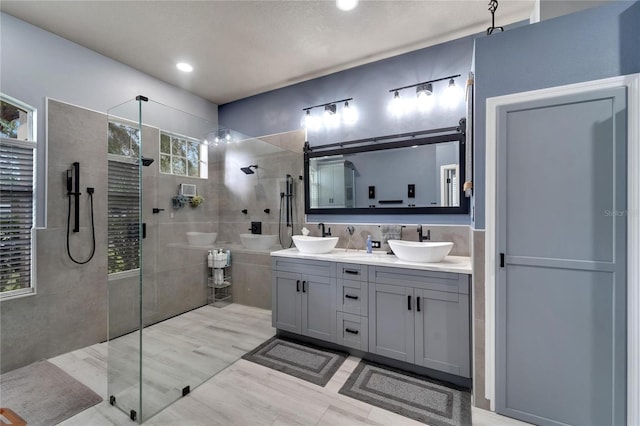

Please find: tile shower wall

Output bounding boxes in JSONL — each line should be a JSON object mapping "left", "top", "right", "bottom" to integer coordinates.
{"left": 216, "top": 131, "right": 305, "bottom": 308}
{"left": 0, "top": 100, "right": 218, "bottom": 372}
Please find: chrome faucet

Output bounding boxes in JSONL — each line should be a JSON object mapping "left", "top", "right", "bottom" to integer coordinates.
{"left": 318, "top": 223, "right": 331, "bottom": 237}
{"left": 417, "top": 225, "right": 430, "bottom": 242}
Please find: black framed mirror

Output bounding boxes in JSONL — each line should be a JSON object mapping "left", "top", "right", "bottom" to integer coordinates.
{"left": 304, "top": 121, "right": 469, "bottom": 215}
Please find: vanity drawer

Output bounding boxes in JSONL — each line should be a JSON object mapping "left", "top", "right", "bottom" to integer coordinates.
{"left": 337, "top": 279, "right": 368, "bottom": 316}
{"left": 336, "top": 312, "right": 368, "bottom": 351}
{"left": 337, "top": 263, "right": 368, "bottom": 281}
{"left": 272, "top": 257, "right": 335, "bottom": 277}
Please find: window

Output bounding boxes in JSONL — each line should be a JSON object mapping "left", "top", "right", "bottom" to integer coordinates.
{"left": 107, "top": 121, "right": 141, "bottom": 276}
{"left": 108, "top": 121, "right": 140, "bottom": 157}
{"left": 160, "top": 132, "right": 208, "bottom": 178}
{"left": 1, "top": 94, "right": 36, "bottom": 298}
{"left": 107, "top": 158, "right": 140, "bottom": 276}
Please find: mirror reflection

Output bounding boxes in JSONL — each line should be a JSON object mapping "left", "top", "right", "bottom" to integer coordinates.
{"left": 304, "top": 125, "right": 468, "bottom": 215}
{"left": 308, "top": 141, "right": 460, "bottom": 210}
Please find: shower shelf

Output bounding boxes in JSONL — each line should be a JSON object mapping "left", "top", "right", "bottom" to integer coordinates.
{"left": 207, "top": 262, "right": 232, "bottom": 307}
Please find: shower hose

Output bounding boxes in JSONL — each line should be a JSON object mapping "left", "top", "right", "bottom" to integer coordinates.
{"left": 278, "top": 193, "right": 294, "bottom": 249}
{"left": 66, "top": 191, "right": 96, "bottom": 264}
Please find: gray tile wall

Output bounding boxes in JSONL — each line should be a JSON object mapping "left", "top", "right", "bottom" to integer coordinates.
{"left": 0, "top": 100, "right": 215, "bottom": 373}
{"left": 471, "top": 229, "right": 490, "bottom": 409}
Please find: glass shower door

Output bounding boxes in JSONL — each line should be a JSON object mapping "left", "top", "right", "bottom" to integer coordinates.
{"left": 107, "top": 96, "right": 219, "bottom": 423}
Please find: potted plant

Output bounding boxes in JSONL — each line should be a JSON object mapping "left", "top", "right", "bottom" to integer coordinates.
{"left": 190, "top": 194, "right": 204, "bottom": 207}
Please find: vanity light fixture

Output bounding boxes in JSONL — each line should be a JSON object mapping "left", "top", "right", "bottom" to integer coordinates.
{"left": 301, "top": 97, "right": 355, "bottom": 130}
{"left": 389, "top": 74, "right": 462, "bottom": 114}
{"left": 336, "top": 0, "right": 358, "bottom": 11}
{"left": 176, "top": 62, "right": 193, "bottom": 73}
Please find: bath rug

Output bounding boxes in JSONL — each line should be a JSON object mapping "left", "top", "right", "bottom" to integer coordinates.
{"left": 0, "top": 360, "right": 102, "bottom": 426}
{"left": 339, "top": 359, "right": 471, "bottom": 426}
{"left": 242, "top": 336, "right": 347, "bottom": 386}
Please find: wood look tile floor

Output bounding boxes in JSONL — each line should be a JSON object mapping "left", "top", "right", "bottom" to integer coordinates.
{"left": 52, "top": 304, "right": 529, "bottom": 426}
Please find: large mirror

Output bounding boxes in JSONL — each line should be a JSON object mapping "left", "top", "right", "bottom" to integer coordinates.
{"left": 304, "top": 125, "right": 468, "bottom": 215}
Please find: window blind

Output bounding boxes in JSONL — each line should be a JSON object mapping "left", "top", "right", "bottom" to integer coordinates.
{"left": 0, "top": 140, "right": 35, "bottom": 293}
{"left": 108, "top": 159, "right": 140, "bottom": 274}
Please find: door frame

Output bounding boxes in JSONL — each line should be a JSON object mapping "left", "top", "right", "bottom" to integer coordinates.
{"left": 484, "top": 74, "right": 640, "bottom": 424}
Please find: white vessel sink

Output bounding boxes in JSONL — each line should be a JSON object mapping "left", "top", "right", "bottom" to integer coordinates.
{"left": 292, "top": 235, "right": 339, "bottom": 254}
{"left": 240, "top": 234, "right": 279, "bottom": 250}
{"left": 387, "top": 240, "right": 453, "bottom": 263}
{"left": 186, "top": 232, "right": 217, "bottom": 246}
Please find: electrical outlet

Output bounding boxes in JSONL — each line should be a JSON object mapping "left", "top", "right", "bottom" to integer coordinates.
{"left": 371, "top": 240, "right": 381, "bottom": 249}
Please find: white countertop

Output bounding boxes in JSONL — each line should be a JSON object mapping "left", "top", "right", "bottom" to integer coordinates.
{"left": 271, "top": 248, "right": 472, "bottom": 275}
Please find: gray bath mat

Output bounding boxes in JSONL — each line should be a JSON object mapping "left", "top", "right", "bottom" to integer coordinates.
{"left": 242, "top": 336, "right": 347, "bottom": 386}
{"left": 0, "top": 360, "right": 102, "bottom": 426}
{"left": 339, "top": 360, "right": 471, "bottom": 426}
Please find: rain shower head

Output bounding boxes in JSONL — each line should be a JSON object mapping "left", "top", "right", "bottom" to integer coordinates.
{"left": 141, "top": 156, "right": 154, "bottom": 167}
{"left": 241, "top": 165, "right": 258, "bottom": 175}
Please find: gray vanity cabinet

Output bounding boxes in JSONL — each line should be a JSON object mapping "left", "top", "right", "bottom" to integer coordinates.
{"left": 272, "top": 258, "right": 337, "bottom": 343}
{"left": 336, "top": 263, "right": 369, "bottom": 350}
{"left": 368, "top": 283, "right": 415, "bottom": 363}
{"left": 415, "top": 288, "right": 470, "bottom": 377}
{"left": 368, "top": 266, "right": 470, "bottom": 378}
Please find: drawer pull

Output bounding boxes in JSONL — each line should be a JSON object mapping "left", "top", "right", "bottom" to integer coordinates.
{"left": 344, "top": 269, "right": 360, "bottom": 275}
{"left": 345, "top": 328, "right": 359, "bottom": 335}
{"left": 345, "top": 294, "right": 359, "bottom": 300}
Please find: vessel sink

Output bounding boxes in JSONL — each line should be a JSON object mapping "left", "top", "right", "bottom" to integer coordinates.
{"left": 240, "top": 234, "right": 279, "bottom": 250}
{"left": 292, "top": 235, "right": 339, "bottom": 254}
{"left": 387, "top": 240, "right": 453, "bottom": 263}
{"left": 186, "top": 232, "right": 217, "bottom": 246}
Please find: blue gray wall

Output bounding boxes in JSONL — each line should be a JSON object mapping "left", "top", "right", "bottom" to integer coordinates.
{"left": 473, "top": 1, "right": 640, "bottom": 229}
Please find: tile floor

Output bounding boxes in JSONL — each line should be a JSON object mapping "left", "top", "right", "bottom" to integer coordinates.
{"left": 51, "top": 304, "right": 529, "bottom": 425}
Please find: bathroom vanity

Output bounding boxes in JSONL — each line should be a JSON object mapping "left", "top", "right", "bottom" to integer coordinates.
{"left": 271, "top": 249, "right": 472, "bottom": 380}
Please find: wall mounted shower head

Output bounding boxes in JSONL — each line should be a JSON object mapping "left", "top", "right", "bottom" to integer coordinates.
{"left": 241, "top": 165, "right": 258, "bottom": 174}
{"left": 141, "top": 156, "right": 154, "bottom": 167}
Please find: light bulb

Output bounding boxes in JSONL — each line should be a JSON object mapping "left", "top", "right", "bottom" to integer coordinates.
{"left": 225, "top": 131, "right": 231, "bottom": 142}
{"left": 336, "top": 0, "right": 358, "bottom": 11}
{"left": 442, "top": 78, "right": 464, "bottom": 108}
{"left": 323, "top": 104, "right": 339, "bottom": 127}
{"left": 342, "top": 101, "right": 358, "bottom": 125}
{"left": 389, "top": 91, "right": 406, "bottom": 117}
{"left": 214, "top": 135, "right": 220, "bottom": 143}
{"left": 416, "top": 83, "right": 434, "bottom": 112}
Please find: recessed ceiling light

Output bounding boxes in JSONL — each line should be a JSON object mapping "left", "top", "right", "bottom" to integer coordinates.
{"left": 176, "top": 62, "right": 193, "bottom": 73}
{"left": 336, "top": 0, "right": 358, "bottom": 11}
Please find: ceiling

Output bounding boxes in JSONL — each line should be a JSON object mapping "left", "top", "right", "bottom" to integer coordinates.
{"left": 1, "top": 0, "right": 535, "bottom": 105}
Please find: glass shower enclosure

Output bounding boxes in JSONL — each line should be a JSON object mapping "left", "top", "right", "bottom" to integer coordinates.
{"left": 106, "top": 97, "right": 218, "bottom": 423}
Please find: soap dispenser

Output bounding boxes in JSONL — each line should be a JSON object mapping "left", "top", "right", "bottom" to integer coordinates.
{"left": 366, "top": 235, "right": 372, "bottom": 253}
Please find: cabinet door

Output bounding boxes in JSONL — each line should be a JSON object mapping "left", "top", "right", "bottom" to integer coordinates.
{"left": 301, "top": 274, "right": 336, "bottom": 342}
{"left": 331, "top": 164, "right": 345, "bottom": 207}
{"left": 415, "top": 289, "right": 470, "bottom": 377}
{"left": 272, "top": 270, "right": 302, "bottom": 333}
{"left": 317, "top": 165, "right": 334, "bottom": 207}
{"left": 368, "top": 283, "right": 414, "bottom": 363}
